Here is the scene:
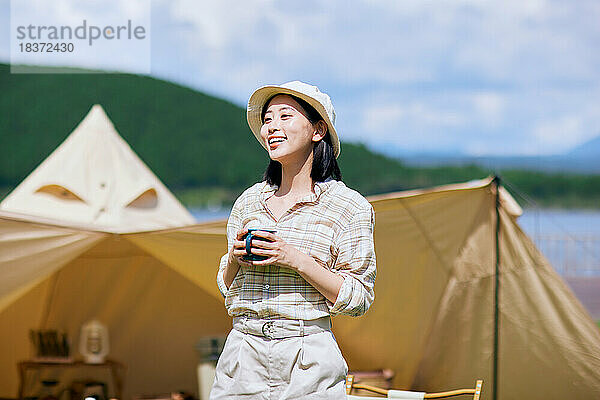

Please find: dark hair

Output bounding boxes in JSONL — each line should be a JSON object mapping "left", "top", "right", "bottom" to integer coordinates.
{"left": 261, "top": 94, "right": 342, "bottom": 186}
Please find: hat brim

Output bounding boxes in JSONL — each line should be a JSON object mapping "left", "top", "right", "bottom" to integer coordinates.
{"left": 246, "top": 85, "right": 341, "bottom": 158}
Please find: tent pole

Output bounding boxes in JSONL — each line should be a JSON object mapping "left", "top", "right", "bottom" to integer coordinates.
{"left": 492, "top": 175, "right": 501, "bottom": 400}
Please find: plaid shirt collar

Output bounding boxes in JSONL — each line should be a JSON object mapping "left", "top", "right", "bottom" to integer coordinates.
{"left": 260, "top": 177, "right": 335, "bottom": 205}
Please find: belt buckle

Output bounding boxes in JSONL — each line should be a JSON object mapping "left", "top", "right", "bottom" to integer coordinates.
{"left": 261, "top": 321, "right": 275, "bottom": 339}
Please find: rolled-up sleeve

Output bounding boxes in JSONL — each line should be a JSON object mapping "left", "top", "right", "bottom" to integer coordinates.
{"left": 216, "top": 198, "right": 243, "bottom": 298}
{"left": 328, "top": 203, "right": 376, "bottom": 316}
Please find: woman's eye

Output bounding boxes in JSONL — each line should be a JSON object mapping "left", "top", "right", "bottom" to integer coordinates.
{"left": 281, "top": 114, "right": 291, "bottom": 118}
{"left": 264, "top": 117, "right": 272, "bottom": 123}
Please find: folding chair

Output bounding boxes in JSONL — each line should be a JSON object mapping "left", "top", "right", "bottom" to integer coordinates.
{"left": 346, "top": 375, "right": 483, "bottom": 400}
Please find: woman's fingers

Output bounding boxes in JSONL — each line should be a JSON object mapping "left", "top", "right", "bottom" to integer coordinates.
{"left": 232, "top": 246, "right": 277, "bottom": 267}
{"left": 248, "top": 248, "right": 276, "bottom": 256}
{"left": 230, "top": 230, "right": 281, "bottom": 267}
{"left": 248, "top": 239, "right": 276, "bottom": 249}
{"left": 250, "top": 257, "right": 277, "bottom": 266}
{"left": 245, "top": 231, "right": 279, "bottom": 250}
{"left": 233, "top": 248, "right": 275, "bottom": 259}
{"left": 233, "top": 248, "right": 250, "bottom": 257}
{"left": 235, "top": 228, "right": 249, "bottom": 240}
{"left": 250, "top": 230, "right": 278, "bottom": 242}
{"left": 232, "top": 251, "right": 252, "bottom": 266}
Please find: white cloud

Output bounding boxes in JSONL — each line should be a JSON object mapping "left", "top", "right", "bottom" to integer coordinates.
{"left": 363, "top": 102, "right": 465, "bottom": 133}
{"left": 471, "top": 92, "right": 505, "bottom": 127}
{"left": 358, "top": 100, "right": 469, "bottom": 152}
{"left": 532, "top": 104, "right": 600, "bottom": 153}
{"left": 534, "top": 115, "right": 583, "bottom": 148}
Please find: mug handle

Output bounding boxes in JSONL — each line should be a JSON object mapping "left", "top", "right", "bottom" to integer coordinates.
{"left": 245, "top": 232, "right": 254, "bottom": 256}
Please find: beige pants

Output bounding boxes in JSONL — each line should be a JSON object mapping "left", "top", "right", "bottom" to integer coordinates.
{"left": 209, "top": 316, "right": 348, "bottom": 399}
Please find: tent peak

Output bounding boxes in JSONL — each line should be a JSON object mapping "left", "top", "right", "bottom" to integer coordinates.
{"left": 74, "top": 104, "right": 118, "bottom": 139}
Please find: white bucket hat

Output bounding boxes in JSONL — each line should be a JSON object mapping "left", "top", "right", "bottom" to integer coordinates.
{"left": 246, "top": 80, "right": 341, "bottom": 158}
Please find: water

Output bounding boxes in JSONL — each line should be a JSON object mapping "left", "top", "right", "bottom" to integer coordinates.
{"left": 518, "top": 209, "right": 600, "bottom": 276}
{"left": 191, "top": 208, "right": 230, "bottom": 222}
{"left": 519, "top": 210, "right": 600, "bottom": 318}
{"left": 519, "top": 209, "right": 600, "bottom": 236}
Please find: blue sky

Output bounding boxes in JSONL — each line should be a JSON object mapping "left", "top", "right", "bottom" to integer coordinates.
{"left": 1, "top": 0, "right": 599, "bottom": 156}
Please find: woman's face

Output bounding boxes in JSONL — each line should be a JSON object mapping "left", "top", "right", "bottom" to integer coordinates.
{"left": 260, "top": 94, "right": 325, "bottom": 164}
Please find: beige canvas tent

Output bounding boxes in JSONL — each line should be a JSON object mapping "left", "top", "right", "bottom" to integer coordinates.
{"left": 0, "top": 105, "right": 232, "bottom": 397}
{"left": 1, "top": 105, "right": 599, "bottom": 399}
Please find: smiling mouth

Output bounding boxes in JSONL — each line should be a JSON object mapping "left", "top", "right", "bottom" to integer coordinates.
{"left": 269, "top": 138, "right": 286, "bottom": 148}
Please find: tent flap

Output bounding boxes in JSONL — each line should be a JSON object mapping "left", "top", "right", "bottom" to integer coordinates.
{"left": 0, "top": 216, "right": 105, "bottom": 312}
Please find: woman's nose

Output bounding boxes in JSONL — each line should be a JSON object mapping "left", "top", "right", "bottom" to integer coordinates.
{"left": 268, "top": 118, "right": 281, "bottom": 132}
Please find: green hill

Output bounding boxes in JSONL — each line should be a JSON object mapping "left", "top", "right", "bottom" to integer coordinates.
{"left": 1, "top": 63, "right": 599, "bottom": 209}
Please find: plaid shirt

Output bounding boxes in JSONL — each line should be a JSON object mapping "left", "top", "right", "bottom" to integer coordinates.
{"left": 216, "top": 177, "right": 376, "bottom": 320}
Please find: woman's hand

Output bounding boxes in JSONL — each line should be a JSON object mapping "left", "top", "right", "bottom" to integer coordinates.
{"left": 223, "top": 227, "right": 250, "bottom": 289}
{"left": 237, "top": 230, "right": 305, "bottom": 271}
{"left": 228, "top": 227, "right": 250, "bottom": 267}
{"left": 230, "top": 229, "right": 344, "bottom": 304}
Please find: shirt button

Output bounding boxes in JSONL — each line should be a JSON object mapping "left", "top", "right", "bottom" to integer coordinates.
{"left": 264, "top": 284, "right": 270, "bottom": 290}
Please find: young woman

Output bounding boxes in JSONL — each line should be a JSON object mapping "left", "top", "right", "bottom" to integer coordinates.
{"left": 210, "top": 81, "right": 376, "bottom": 399}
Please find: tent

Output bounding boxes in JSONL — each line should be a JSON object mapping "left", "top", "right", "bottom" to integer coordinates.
{"left": 335, "top": 179, "right": 600, "bottom": 399}
{"left": 1, "top": 105, "right": 599, "bottom": 399}
{"left": 0, "top": 105, "right": 232, "bottom": 398}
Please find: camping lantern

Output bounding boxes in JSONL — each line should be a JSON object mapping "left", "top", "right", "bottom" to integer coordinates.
{"left": 79, "top": 320, "right": 110, "bottom": 364}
